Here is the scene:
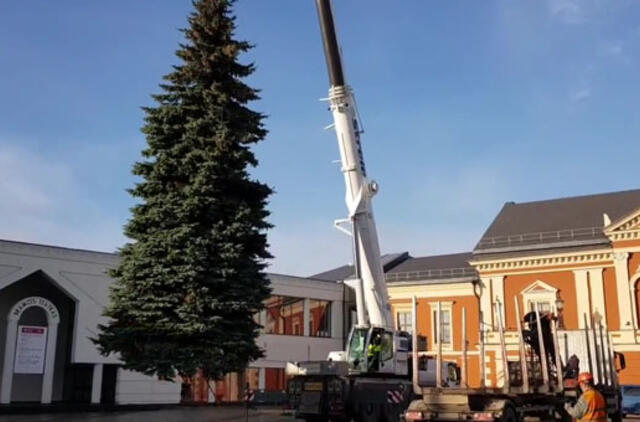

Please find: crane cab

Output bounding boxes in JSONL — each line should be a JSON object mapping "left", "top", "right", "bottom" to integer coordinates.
{"left": 345, "top": 326, "right": 409, "bottom": 376}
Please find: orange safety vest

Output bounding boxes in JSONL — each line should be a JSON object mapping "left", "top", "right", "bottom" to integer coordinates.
{"left": 579, "top": 389, "right": 607, "bottom": 422}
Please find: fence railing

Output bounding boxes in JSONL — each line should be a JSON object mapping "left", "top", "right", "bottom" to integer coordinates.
{"left": 476, "top": 226, "right": 603, "bottom": 249}
{"left": 385, "top": 267, "right": 477, "bottom": 283}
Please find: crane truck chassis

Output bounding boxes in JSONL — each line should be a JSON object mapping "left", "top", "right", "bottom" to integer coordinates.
{"left": 287, "top": 327, "right": 416, "bottom": 422}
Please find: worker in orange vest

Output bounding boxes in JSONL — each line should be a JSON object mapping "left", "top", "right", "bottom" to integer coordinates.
{"left": 564, "top": 372, "right": 607, "bottom": 422}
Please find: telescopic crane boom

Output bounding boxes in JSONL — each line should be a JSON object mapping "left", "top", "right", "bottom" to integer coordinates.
{"left": 314, "top": 0, "right": 408, "bottom": 378}
{"left": 315, "top": 0, "right": 391, "bottom": 330}
{"left": 286, "top": 5, "right": 421, "bottom": 421}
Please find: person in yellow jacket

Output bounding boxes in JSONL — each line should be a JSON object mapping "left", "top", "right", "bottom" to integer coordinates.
{"left": 367, "top": 333, "right": 382, "bottom": 371}
{"left": 564, "top": 372, "right": 607, "bottom": 422}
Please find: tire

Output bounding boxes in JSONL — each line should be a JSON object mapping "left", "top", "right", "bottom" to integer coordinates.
{"left": 610, "top": 412, "right": 623, "bottom": 422}
{"left": 500, "top": 407, "right": 518, "bottom": 422}
{"left": 359, "top": 402, "right": 382, "bottom": 422}
{"left": 560, "top": 409, "right": 573, "bottom": 422}
{"left": 304, "top": 417, "right": 328, "bottom": 422}
{"left": 382, "top": 403, "right": 403, "bottom": 422}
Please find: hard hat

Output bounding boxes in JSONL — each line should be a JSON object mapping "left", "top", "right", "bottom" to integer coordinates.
{"left": 578, "top": 372, "right": 594, "bottom": 383}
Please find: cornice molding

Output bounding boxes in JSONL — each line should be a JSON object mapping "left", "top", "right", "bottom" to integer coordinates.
{"left": 608, "top": 229, "right": 640, "bottom": 242}
{"left": 605, "top": 209, "right": 640, "bottom": 234}
{"left": 472, "top": 249, "right": 613, "bottom": 273}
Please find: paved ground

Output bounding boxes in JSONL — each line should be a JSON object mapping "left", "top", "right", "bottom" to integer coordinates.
{"left": 4, "top": 408, "right": 637, "bottom": 422}
{"left": 2, "top": 406, "right": 294, "bottom": 422}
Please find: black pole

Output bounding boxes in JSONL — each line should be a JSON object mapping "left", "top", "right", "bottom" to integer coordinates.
{"left": 315, "top": 0, "right": 345, "bottom": 87}
{"left": 245, "top": 382, "right": 249, "bottom": 422}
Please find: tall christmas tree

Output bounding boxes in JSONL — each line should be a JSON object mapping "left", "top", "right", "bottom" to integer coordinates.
{"left": 95, "top": 0, "right": 272, "bottom": 382}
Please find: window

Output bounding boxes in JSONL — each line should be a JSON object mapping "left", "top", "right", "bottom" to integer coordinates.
{"left": 245, "top": 368, "right": 260, "bottom": 391}
{"left": 529, "top": 301, "right": 551, "bottom": 313}
{"left": 396, "top": 311, "right": 412, "bottom": 333}
{"left": 265, "top": 368, "right": 286, "bottom": 392}
{"left": 433, "top": 309, "right": 451, "bottom": 344}
{"left": 309, "top": 299, "right": 331, "bottom": 337}
{"left": 265, "top": 296, "right": 305, "bottom": 335}
{"left": 380, "top": 332, "right": 394, "bottom": 362}
{"left": 429, "top": 302, "right": 453, "bottom": 349}
{"left": 347, "top": 327, "right": 368, "bottom": 372}
{"left": 521, "top": 280, "right": 558, "bottom": 316}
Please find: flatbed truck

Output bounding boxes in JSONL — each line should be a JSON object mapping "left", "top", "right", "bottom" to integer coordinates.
{"left": 404, "top": 298, "right": 626, "bottom": 422}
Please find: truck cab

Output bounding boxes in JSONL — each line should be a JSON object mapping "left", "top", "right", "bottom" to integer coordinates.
{"left": 346, "top": 327, "right": 409, "bottom": 376}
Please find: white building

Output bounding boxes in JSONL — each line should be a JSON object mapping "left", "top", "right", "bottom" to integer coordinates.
{"left": 0, "top": 239, "right": 346, "bottom": 405}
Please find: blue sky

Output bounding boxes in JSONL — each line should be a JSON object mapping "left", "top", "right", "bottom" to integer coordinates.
{"left": 1, "top": 0, "right": 639, "bottom": 276}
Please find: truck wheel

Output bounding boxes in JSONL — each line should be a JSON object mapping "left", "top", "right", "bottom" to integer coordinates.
{"left": 560, "top": 410, "right": 572, "bottom": 422}
{"left": 304, "top": 417, "right": 328, "bottom": 422}
{"left": 500, "top": 407, "right": 518, "bottom": 422}
{"left": 610, "top": 412, "right": 622, "bottom": 422}
{"left": 359, "top": 402, "right": 382, "bottom": 422}
{"left": 383, "top": 403, "right": 403, "bottom": 422}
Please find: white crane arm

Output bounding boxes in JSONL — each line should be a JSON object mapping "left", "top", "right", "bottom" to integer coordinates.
{"left": 316, "top": 0, "right": 392, "bottom": 329}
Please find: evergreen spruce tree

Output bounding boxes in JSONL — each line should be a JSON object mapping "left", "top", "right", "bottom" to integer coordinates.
{"left": 95, "top": 0, "right": 272, "bottom": 382}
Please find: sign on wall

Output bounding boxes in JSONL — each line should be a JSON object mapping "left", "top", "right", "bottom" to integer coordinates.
{"left": 14, "top": 325, "right": 48, "bottom": 374}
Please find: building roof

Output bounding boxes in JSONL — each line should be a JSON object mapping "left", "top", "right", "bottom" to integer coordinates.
{"left": 474, "top": 189, "right": 640, "bottom": 256}
{"left": 311, "top": 252, "right": 410, "bottom": 281}
{"left": 311, "top": 264, "right": 355, "bottom": 282}
{"left": 0, "top": 239, "right": 342, "bottom": 286}
{"left": 313, "top": 251, "right": 478, "bottom": 285}
{"left": 387, "top": 252, "right": 473, "bottom": 273}
{"left": 0, "top": 238, "right": 121, "bottom": 265}
{"left": 385, "top": 252, "right": 477, "bottom": 284}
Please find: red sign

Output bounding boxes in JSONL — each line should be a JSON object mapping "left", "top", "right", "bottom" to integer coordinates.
{"left": 21, "top": 327, "right": 45, "bottom": 334}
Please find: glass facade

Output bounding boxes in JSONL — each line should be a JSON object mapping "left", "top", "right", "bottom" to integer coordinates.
{"left": 262, "top": 296, "right": 332, "bottom": 337}
{"left": 245, "top": 368, "right": 259, "bottom": 390}
{"left": 309, "top": 299, "right": 331, "bottom": 337}
{"left": 265, "top": 296, "right": 305, "bottom": 335}
{"left": 265, "top": 368, "right": 286, "bottom": 391}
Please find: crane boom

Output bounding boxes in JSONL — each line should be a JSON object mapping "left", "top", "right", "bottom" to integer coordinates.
{"left": 315, "top": 0, "right": 392, "bottom": 329}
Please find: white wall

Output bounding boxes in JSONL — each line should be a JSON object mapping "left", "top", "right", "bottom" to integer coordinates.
{"left": 254, "top": 334, "right": 343, "bottom": 368}
{"left": 115, "top": 369, "right": 181, "bottom": 404}
{"left": 0, "top": 240, "right": 121, "bottom": 365}
{"left": 0, "top": 241, "right": 346, "bottom": 404}
{"left": 268, "top": 273, "right": 343, "bottom": 302}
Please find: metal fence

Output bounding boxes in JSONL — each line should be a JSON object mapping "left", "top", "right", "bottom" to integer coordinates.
{"left": 476, "top": 226, "right": 603, "bottom": 249}
{"left": 385, "top": 267, "right": 477, "bottom": 283}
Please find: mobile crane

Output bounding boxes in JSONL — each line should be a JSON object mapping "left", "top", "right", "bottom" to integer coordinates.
{"left": 288, "top": 3, "right": 627, "bottom": 422}
{"left": 285, "top": 1, "right": 417, "bottom": 421}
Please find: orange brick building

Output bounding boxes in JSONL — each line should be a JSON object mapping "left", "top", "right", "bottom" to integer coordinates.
{"left": 467, "top": 189, "right": 640, "bottom": 387}
{"left": 319, "top": 189, "right": 640, "bottom": 388}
